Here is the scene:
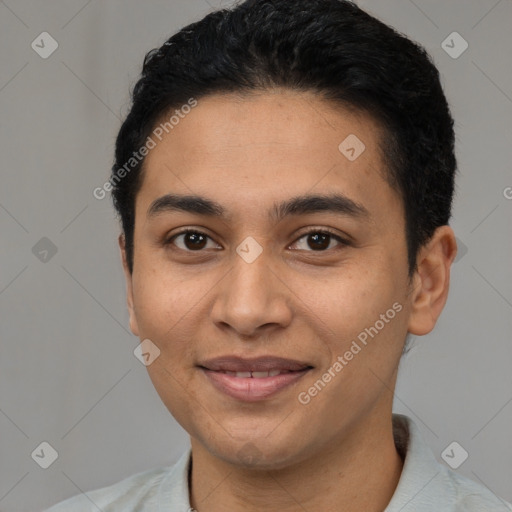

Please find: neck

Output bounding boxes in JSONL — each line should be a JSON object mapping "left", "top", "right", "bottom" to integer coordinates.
{"left": 189, "top": 410, "right": 403, "bottom": 512}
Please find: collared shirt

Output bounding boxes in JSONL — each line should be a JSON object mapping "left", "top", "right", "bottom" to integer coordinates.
{"left": 43, "top": 414, "right": 512, "bottom": 511}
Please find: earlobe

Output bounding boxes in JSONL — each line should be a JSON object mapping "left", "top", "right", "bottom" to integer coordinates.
{"left": 407, "top": 226, "right": 457, "bottom": 336}
{"left": 118, "top": 234, "right": 140, "bottom": 337}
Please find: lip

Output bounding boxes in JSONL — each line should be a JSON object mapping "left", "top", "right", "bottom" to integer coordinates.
{"left": 198, "top": 356, "right": 313, "bottom": 402}
{"left": 199, "top": 355, "right": 312, "bottom": 372}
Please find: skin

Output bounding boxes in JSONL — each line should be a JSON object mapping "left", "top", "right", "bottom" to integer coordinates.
{"left": 119, "top": 89, "right": 457, "bottom": 512}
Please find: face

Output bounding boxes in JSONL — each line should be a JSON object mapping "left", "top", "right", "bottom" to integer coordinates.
{"left": 120, "top": 89, "right": 447, "bottom": 469}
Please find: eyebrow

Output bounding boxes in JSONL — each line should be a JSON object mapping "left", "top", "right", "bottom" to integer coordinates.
{"left": 146, "top": 192, "right": 370, "bottom": 223}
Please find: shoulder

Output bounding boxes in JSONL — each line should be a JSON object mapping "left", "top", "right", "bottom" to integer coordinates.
{"left": 42, "top": 464, "right": 172, "bottom": 512}
{"left": 441, "top": 465, "right": 512, "bottom": 511}
{"left": 389, "top": 415, "right": 512, "bottom": 512}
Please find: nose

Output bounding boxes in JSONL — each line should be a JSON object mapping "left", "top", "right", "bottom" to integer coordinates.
{"left": 210, "top": 248, "right": 293, "bottom": 339}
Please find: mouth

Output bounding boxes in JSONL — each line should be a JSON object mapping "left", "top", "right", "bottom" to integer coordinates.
{"left": 198, "top": 356, "right": 313, "bottom": 402}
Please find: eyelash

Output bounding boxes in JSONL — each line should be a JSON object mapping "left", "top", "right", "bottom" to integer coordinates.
{"left": 165, "top": 228, "right": 350, "bottom": 253}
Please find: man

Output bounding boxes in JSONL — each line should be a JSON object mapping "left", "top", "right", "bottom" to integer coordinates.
{"left": 45, "top": 0, "right": 512, "bottom": 510}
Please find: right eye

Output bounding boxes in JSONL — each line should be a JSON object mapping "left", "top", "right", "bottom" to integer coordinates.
{"left": 166, "top": 229, "right": 222, "bottom": 252}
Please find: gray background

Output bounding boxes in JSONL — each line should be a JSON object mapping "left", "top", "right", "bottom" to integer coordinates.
{"left": 0, "top": 0, "right": 511, "bottom": 510}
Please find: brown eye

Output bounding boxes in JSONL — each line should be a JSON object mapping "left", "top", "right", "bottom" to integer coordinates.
{"left": 291, "top": 230, "right": 348, "bottom": 252}
{"left": 168, "top": 230, "right": 219, "bottom": 251}
{"left": 306, "top": 233, "right": 331, "bottom": 250}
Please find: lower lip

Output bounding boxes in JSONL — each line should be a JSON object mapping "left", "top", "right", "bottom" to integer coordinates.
{"left": 201, "top": 368, "right": 311, "bottom": 402}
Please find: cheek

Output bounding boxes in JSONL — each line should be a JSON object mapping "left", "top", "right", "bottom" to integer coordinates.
{"left": 303, "top": 264, "right": 396, "bottom": 333}
{"left": 311, "top": 264, "right": 407, "bottom": 376}
{"left": 131, "top": 262, "right": 193, "bottom": 334}
{"left": 144, "top": 357, "right": 210, "bottom": 441}
{"left": 131, "top": 269, "right": 203, "bottom": 414}
{"left": 130, "top": 279, "right": 188, "bottom": 386}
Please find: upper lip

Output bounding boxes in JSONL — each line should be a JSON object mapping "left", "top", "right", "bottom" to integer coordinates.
{"left": 199, "top": 356, "right": 313, "bottom": 372}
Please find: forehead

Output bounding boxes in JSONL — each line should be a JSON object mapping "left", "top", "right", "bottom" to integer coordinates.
{"left": 147, "top": 90, "right": 383, "bottom": 168}
{"left": 136, "top": 90, "right": 399, "bottom": 224}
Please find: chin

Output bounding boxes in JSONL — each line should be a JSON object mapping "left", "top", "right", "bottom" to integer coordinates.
{"left": 200, "top": 433, "right": 310, "bottom": 471}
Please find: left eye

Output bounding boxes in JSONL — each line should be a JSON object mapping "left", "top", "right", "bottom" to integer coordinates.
{"left": 291, "top": 230, "right": 347, "bottom": 251}
{"left": 166, "top": 229, "right": 347, "bottom": 252}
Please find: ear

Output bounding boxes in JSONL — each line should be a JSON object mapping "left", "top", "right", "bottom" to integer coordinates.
{"left": 407, "top": 225, "right": 458, "bottom": 336}
{"left": 119, "top": 234, "right": 140, "bottom": 337}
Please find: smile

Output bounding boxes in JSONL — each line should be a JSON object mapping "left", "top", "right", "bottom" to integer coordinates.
{"left": 198, "top": 355, "right": 313, "bottom": 402}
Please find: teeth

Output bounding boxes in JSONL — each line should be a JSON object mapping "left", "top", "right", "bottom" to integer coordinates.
{"left": 252, "top": 371, "right": 270, "bottom": 378}
{"left": 222, "top": 370, "right": 290, "bottom": 378}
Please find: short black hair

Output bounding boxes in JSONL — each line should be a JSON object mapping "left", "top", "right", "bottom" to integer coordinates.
{"left": 111, "top": 0, "right": 456, "bottom": 276}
